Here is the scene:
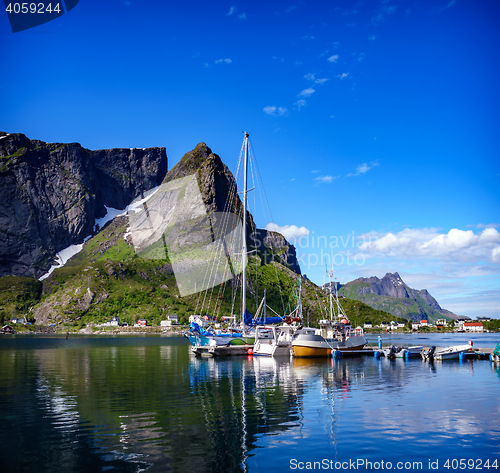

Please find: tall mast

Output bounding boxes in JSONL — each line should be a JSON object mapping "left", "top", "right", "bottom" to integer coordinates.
{"left": 328, "top": 269, "right": 334, "bottom": 321}
{"left": 241, "top": 132, "right": 249, "bottom": 322}
{"left": 298, "top": 277, "right": 302, "bottom": 319}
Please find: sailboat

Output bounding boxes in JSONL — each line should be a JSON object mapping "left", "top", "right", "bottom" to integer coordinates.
{"left": 315, "top": 269, "right": 367, "bottom": 351}
{"left": 185, "top": 132, "right": 268, "bottom": 349}
{"left": 253, "top": 280, "right": 303, "bottom": 357}
{"left": 291, "top": 269, "right": 367, "bottom": 357}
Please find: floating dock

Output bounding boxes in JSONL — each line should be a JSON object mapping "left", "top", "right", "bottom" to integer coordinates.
{"left": 334, "top": 348, "right": 375, "bottom": 357}
{"left": 191, "top": 345, "right": 253, "bottom": 357}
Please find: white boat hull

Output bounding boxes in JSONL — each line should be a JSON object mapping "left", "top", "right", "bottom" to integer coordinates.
{"left": 430, "top": 344, "right": 473, "bottom": 360}
{"left": 252, "top": 325, "right": 294, "bottom": 357}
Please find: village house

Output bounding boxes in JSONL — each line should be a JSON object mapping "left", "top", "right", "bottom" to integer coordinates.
{"left": 101, "top": 316, "right": 120, "bottom": 327}
{"left": 160, "top": 315, "right": 179, "bottom": 327}
{"left": 463, "top": 322, "right": 483, "bottom": 332}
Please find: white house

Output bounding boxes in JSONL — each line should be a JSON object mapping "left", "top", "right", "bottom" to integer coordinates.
{"left": 363, "top": 322, "right": 373, "bottom": 329}
{"left": 161, "top": 315, "right": 179, "bottom": 327}
{"left": 463, "top": 322, "right": 483, "bottom": 332}
{"left": 101, "top": 316, "right": 120, "bottom": 327}
{"left": 412, "top": 322, "right": 420, "bottom": 330}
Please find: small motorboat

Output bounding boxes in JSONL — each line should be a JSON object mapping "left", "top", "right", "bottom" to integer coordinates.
{"left": 422, "top": 343, "right": 473, "bottom": 361}
{"left": 394, "top": 346, "right": 424, "bottom": 358}
{"left": 381, "top": 345, "right": 424, "bottom": 359}
{"left": 252, "top": 325, "right": 295, "bottom": 357}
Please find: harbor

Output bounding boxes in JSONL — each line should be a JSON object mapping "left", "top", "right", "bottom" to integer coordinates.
{"left": 1, "top": 332, "right": 499, "bottom": 473}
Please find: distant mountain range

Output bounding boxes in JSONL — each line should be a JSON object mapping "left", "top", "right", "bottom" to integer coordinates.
{"left": 324, "top": 272, "right": 466, "bottom": 323}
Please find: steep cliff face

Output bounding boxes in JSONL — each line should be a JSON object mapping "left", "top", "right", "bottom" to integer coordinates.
{"left": 162, "top": 142, "right": 301, "bottom": 274}
{"left": 0, "top": 132, "right": 167, "bottom": 278}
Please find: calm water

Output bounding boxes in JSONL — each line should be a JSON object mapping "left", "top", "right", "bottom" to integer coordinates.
{"left": 1, "top": 333, "right": 499, "bottom": 473}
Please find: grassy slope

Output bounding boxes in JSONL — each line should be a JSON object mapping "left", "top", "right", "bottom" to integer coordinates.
{"left": 0, "top": 215, "right": 397, "bottom": 328}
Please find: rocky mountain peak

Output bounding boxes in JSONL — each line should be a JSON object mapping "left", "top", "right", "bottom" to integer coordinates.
{"left": 338, "top": 271, "right": 454, "bottom": 322}
{"left": 161, "top": 142, "right": 301, "bottom": 274}
{"left": 0, "top": 132, "right": 167, "bottom": 278}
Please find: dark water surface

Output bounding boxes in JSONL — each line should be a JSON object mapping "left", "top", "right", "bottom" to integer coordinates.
{"left": 1, "top": 333, "right": 499, "bottom": 472}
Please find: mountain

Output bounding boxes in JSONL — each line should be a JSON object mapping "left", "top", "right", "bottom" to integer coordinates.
{"left": 0, "top": 132, "right": 167, "bottom": 278}
{"left": 160, "top": 142, "right": 301, "bottom": 274}
{"left": 332, "top": 272, "right": 460, "bottom": 323}
{"left": 0, "top": 137, "right": 312, "bottom": 326}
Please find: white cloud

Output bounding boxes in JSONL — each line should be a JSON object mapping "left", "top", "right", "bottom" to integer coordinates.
{"left": 304, "top": 73, "right": 329, "bottom": 85}
{"left": 476, "top": 223, "right": 500, "bottom": 229}
{"left": 215, "top": 58, "right": 232, "bottom": 64}
{"left": 298, "top": 88, "right": 315, "bottom": 97}
{"left": 369, "top": 35, "right": 376, "bottom": 41}
{"left": 238, "top": 12, "right": 246, "bottom": 19}
{"left": 295, "top": 99, "right": 307, "bottom": 110}
{"left": 263, "top": 106, "right": 288, "bottom": 116}
{"left": 265, "top": 223, "right": 310, "bottom": 243}
{"left": 492, "top": 246, "right": 500, "bottom": 263}
{"left": 315, "top": 175, "right": 337, "bottom": 184}
{"left": 347, "top": 160, "right": 378, "bottom": 176}
{"left": 226, "top": 5, "right": 237, "bottom": 16}
{"left": 327, "top": 54, "right": 339, "bottom": 63}
{"left": 357, "top": 227, "right": 500, "bottom": 264}
{"left": 337, "top": 72, "right": 349, "bottom": 80}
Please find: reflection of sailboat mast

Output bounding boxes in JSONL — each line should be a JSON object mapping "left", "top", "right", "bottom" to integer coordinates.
{"left": 240, "top": 360, "right": 249, "bottom": 473}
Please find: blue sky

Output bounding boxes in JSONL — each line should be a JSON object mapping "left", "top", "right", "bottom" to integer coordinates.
{"left": 1, "top": 0, "right": 499, "bottom": 318}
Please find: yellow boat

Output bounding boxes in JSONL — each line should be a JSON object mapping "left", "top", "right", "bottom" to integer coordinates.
{"left": 291, "top": 327, "right": 332, "bottom": 358}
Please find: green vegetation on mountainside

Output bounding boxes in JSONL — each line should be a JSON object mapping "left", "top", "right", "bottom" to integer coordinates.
{"left": 0, "top": 276, "right": 42, "bottom": 324}
{"left": 340, "top": 283, "right": 445, "bottom": 322}
{"left": 0, "top": 215, "right": 398, "bottom": 329}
